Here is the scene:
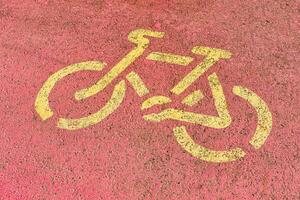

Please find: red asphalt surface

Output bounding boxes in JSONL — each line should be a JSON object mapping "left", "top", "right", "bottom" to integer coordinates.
{"left": 0, "top": 1, "right": 299, "bottom": 199}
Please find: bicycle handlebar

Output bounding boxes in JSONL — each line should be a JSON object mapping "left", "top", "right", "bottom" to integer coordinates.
{"left": 128, "top": 29, "right": 165, "bottom": 46}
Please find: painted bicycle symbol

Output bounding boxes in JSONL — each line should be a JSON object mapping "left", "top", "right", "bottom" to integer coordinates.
{"left": 35, "top": 29, "right": 272, "bottom": 163}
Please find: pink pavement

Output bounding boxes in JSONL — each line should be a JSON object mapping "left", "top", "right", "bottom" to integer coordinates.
{"left": 0, "top": 1, "right": 299, "bottom": 199}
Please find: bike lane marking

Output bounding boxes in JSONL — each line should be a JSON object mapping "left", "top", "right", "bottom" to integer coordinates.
{"left": 173, "top": 126, "right": 246, "bottom": 163}
{"left": 35, "top": 61, "right": 105, "bottom": 121}
{"left": 146, "top": 52, "right": 194, "bottom": 66}
{"left": 233, "top": 86, "right": 272, "bottom": 149}
{"left": 74, "top": 29, "right": 165, "bottom": 100}
{"left": 126, "top": 71, "right": 149, "bottom": 97}
{"left": 181, "top": 90, "right": 204, "bottom": 106}
{"left": 34, "top": 29, "right": 274, "bottom": 163}
{"left": 143, "top": 73, "right": 232, "bottom": 129}
{"left": 141, "top": 96, "right": 172, "bottom": 110}
{"left": 171, "top": 46, "right": 232, "bottom": 95}
{"left": 58, "top": 80, "right": 126, "bottom": 130}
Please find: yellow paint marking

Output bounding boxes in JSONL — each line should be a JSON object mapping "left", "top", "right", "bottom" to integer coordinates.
{"left": 146, "top": 52, "right": 194, "bottom": 66}
{"left": 141, "top": 96, "right": 172, "bottom": 110}
{"left": 144, "top": 108, "right": 231, "bottom": 129}
{"left": 57, "top": 80, "right": 126, "bottom": 130}
{"left": 182, "top": 90, "right": 204, "bottom": 106}
{"left": 35, "top": 61, "right": 105, "bottom": 121}
{"left": 144, "top": 73, "right": 232, "bottom": 129}
{"left": 173, "top": 126, "right": 246, "bottom": 163}
{"left": 233, "top": 86, "right": 272, "bottom": 149}
{"left": 75, "top": 29, "right": 164, "bottom": 101}
{"left": 192, "top": 46, "right": 232, "bottom": 59}
{"left": 171, "top": 46, "right": 232, "bottom": 95}
{"left": 126, "top": 71, "right": 149, "bottom": 97}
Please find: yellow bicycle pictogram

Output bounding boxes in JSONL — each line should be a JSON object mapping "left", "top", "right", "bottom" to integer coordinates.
{"left": 35, "top": 29, "right": 272, "bottom": 163}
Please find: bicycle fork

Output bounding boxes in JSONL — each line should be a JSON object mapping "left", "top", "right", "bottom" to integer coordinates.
{"left": 74, "top": 29, "right": 165, "bottom": 101}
